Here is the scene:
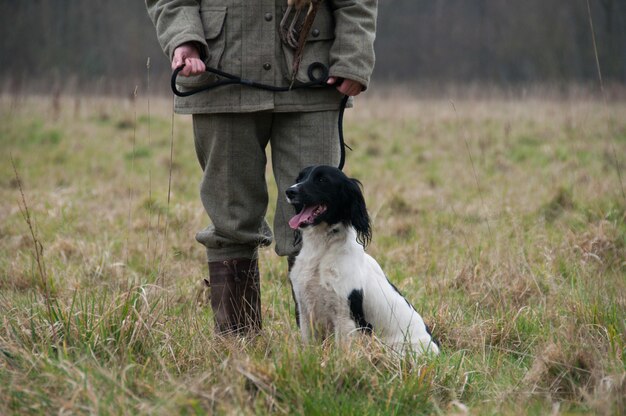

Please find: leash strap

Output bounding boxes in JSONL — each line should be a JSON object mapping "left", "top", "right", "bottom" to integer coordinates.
{"left": 171, "top": 62, "right": 350, "bottom": 170}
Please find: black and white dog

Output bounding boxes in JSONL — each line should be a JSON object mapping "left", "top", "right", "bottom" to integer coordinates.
{"left": 286, "top": 165, "right": 439, "bottom": 356}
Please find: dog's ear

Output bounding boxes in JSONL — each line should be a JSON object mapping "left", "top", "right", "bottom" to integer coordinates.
{"left": 344, "top": 178, "right": 371, "bottom": 247}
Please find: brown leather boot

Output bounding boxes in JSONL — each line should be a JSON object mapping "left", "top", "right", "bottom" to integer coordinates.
{"left": 208, "top": 258, "right": 262, "bottom": 335}
{"left": 287, "top": 255, "right": 300, "bottom": 327}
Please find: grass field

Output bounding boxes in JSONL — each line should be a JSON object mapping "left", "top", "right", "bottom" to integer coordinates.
{"left": 0, "top": 92, "right": 625, "bottom": 415}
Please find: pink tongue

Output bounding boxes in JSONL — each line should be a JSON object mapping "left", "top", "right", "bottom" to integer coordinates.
{"left": 289, "top": 205, "right": 318, "bottom": 229}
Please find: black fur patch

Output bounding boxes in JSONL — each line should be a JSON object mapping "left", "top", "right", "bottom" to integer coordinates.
{"left": 348, "top": 289, "right": 373, "bottom": 334}
{"left": 386, "top": 275, "right": 413, "bottom": 309}
{"left": 425, "top": 323, "right": 441, "bottom": 348}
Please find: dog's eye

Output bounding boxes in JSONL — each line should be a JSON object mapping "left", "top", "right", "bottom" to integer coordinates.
{"left": 317, "top": 176, "right": 327, "bottom": 183}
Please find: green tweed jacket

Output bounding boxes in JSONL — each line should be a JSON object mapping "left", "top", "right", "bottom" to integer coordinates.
{"left": 146, "top": 0, "right": 377, "bottom": 113}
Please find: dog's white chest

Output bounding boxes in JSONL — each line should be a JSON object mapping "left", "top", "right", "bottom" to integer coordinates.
{"left": 293, "top": 261, "right": 345, "bottom": 332}
{"left": 290, "top": 240, "right": 350, "bottom": 338}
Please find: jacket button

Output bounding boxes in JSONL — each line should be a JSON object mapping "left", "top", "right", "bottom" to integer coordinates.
{"left": 264, "top": 12, "right": 273, "bottom": 22}
{"left": 263, "top": 63, "right": 272, "bottom": 70}
{"left": 311, "top": 28, "right": 320, "bottom": 37}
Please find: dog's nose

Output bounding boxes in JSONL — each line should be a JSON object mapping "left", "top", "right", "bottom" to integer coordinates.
{"left": 286, "top": 187, "right": 298, "bottom": 200}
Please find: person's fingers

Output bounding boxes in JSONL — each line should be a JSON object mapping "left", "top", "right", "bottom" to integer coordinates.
{"left": 172, "top": 50, "right": 184, "bottom": 70}
{"left": 189, "top": 59, "right": 198, "bottom": 75}
{"left": 195, "top": 59, "right": 205, "bottom": 74}
{"left": 191, "top": 58, "right": 205, "bottom": 75}
{"left": 175, "top": 56, "right": 206, "bottom": 77}
{"left": 350, "top": 81, "right": 361, "bottom": 96}
{"left": 326, "top": 76, "right": 337, "bottom": 85}
{"left": 182, "top": 58, "right": 193, "bottom": 76}
{"left": 348, "top": 84, "right": 361, "bottom": 96}
{"left": 338, "top": 81, "right": 350, "bottom": 95}
{"left": 172, "top": 43, "right": 203, "bottom": 74}
{"left": 337, "top": 80, "right": 364, "bottom": 96}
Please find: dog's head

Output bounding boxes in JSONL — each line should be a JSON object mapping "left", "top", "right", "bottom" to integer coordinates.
{"left": 285, "top": 165, "right": 371, "bottom": 246}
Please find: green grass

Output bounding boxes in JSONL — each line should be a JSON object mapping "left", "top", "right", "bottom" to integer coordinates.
{"left": 0, "top": 94, "right": 625, "bottom": 415}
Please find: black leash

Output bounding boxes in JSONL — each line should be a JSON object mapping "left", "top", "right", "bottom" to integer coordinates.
{"left": 171, "top": 62, "right": 350, "bottom": 170}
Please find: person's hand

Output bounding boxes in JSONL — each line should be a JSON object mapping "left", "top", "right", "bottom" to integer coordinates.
{"left": 326, "top": 77, "right": 364, "bottom": 96}
{"left": 172, "top": 43, "right": 206, "bottom": 77}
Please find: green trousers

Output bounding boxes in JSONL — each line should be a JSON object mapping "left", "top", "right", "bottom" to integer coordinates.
{"left": 193, "top": 111, "right": 340, "bottom": 262}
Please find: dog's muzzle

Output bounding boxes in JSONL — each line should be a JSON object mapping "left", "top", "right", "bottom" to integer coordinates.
{"left": 285, "top": 184, "right": 300, "bottom": 204}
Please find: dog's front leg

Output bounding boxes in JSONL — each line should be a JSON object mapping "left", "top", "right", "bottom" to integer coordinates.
{"left": 298, "top": 305, "right": 313, "bottom": 343}
{"left": 334, "top": 317, "right": 357, "bottom": 346}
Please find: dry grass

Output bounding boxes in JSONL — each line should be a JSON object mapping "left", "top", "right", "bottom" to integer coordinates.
{"left": 0, "top": 91, "right": 624, "bottom": 415}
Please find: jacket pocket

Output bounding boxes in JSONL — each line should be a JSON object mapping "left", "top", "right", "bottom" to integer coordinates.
{"left": 280, "top": 5, "right": 335, "bottom": 84}
{"left": 201, "top": 6, "right": 227, "bottom": 67}
{"left": 176, "top": 6, "right": 227, "bottom": 88}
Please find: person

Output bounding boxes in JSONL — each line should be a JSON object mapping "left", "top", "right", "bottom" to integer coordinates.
{"left": 146, "top": 0, "right": 377, "bottom": 334}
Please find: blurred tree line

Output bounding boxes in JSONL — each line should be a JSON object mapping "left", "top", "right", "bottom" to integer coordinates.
{"left": 0, "top": 0, "right": 624, "bottom": 94}
{"left": 376, "top": 0, "right": 625, "bottom": 83}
